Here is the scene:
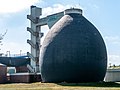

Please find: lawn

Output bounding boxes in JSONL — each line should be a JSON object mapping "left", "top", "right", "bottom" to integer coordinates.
{"left": 0, "top": 82, "right": 120, "bottom": 90}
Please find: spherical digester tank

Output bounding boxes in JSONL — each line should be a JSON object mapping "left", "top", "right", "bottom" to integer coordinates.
{"left": 40, "top": 9, "right": 107, "bottom": 83}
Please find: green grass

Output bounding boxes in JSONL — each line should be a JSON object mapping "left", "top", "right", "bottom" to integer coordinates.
{"left": 0, "top": 82, "right": 120, "bottom": 90}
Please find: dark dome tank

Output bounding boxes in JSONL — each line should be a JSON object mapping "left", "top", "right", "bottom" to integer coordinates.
{"left": 40, "top": 8, "right": 107, "bottom": 83}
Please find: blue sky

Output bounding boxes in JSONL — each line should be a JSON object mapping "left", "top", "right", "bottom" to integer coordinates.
{"left": 0, "top": 0, "right": 120, "bottom": 66}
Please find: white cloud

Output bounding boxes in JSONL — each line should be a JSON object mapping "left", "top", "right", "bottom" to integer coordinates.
{"left": 0, "top": 0, "right": 40, "bottom": 14}
{"left": 92, "top": 4, "right": 99, "bottom": 9}
{"left": 88, "top": 1, "right": 100, "bottom": 10}
{"left": 108, "top": 54, "right": 120, "bottom": 65}
{"left": 0, "top": 41, "right": 30, "bottom": 55}
{"left": 105, "top": 36, "right": 120, "bottom": 45}
{"left": 42, "top": 4, "right": 83, "bottom": 17}
{"left": 93, "top": 4, "right": 99, "bottom": 9}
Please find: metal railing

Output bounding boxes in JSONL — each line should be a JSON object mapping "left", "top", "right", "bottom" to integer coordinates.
{"left": 1, "top": 53, "right": 27, "bottom": 57}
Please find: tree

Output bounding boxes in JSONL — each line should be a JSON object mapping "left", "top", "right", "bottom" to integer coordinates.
{"left": 0, "top": 30, "right": 7, "bottom": 51}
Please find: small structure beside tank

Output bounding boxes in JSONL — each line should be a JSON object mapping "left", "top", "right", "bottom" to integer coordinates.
{"left": 104, "top": 66, "right": 120, "bottom": 82}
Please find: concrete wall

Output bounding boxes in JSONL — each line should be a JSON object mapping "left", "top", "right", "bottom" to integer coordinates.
{"left": 10, "top": 73, "right": 30, "bottom": 83}
{"left": 105, "top": 69, "right": 120, "bottom": 82}
{"left": 10, "top": 73, "right": 41, "bottom": 83}
{"left": 16, "top": 66, "right": 28, "bottom": 73}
